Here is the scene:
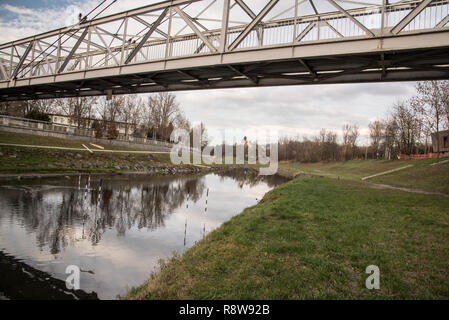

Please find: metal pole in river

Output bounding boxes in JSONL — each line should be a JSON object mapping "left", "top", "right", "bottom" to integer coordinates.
{"left": 98, "top": 178, "right": 103, "bottom": 202}
{"left": 204, "top": 188, "right": 209, "bottom": 213}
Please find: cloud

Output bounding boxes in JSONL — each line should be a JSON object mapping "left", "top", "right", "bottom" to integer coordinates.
{"left": 176, "top": 82, "right": 416, "bottom": 144}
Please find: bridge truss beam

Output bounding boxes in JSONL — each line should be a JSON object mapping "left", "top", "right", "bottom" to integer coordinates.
{"left": 0, "top": 0, "right": 448, "bottom": 101}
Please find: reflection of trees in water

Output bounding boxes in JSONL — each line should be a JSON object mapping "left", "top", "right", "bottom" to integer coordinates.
{"left": 217, "top": 170, "right": 289, "bottom": 189}
{"left": 0, "top": 176, "right": 205, "bottom": 254}
{"left": 0, "top": 190, "right": 78, "bottom": 255}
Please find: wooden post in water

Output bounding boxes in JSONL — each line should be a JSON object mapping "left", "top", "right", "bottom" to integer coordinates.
{"left": 184, "top": 219, "right": 187, "bottom": 247}
{"left": 84, "top": 176, "right": 89, "bottom": 200}
{"left": 204, "top": 188, "right": 209, "bottom": 213}
{"left": 98, "top": 179, "right": 102, "bottom": 202}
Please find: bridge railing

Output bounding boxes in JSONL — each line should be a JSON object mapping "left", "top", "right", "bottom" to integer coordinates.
{"left": 0, "top": 0, "right": 448, "bottom": 83}
{"left": 121, "top": 0, "right": 449, "bottom": 61}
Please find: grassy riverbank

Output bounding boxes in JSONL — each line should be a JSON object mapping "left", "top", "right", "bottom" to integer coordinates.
{"left": 125, "top": 163, "right": 449, "bottom": 300}
{"left": 0, "top": 145, "right": 173, "bottom": 174}
{"left": 279, "top": 158, "right": 449, "bottom": 194}
{"left": 0, "top": 131, "right": 181, "bottom": 175}
{"left": 0, "top": 131, "right": 253, "bottom": 176}
{"left": 0, "top": 130, "right": 149, "bottom": 151}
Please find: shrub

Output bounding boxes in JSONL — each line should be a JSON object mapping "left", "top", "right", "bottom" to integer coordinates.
{"left": 106, "top": 123, "right": 119, "bottom": 140}
{"left": 94, "top": 120, "right": 104, "bottom": 139}
{"left": 25, "top": 110, "right": 50, "bottom": 122}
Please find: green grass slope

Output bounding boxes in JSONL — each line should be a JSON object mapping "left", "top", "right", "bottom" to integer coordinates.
{"left": 280, "top": 159, "right": 449, "bottom": 194}
{"left": 125, "top": 178, "right": 449, "bottom": 300}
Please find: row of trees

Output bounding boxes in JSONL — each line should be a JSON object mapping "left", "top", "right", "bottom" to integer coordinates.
{"left": 277, "top": 126, "right": 361, "bottom": 162}
{"left": 2, "top": 80, "right": 447, "bottom": 160}
{"left": 368, "top": 81, "right": 449, "bottom": 159}
{"left": 277, "top": 81, "right": 449, "bottom": 163}
{"left": 0, "top": 93, "right": 208, "bottom": 143}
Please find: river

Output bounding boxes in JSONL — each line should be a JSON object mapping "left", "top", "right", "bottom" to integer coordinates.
{"left": 0, "top": 170, "right": 287, "bottom": 299}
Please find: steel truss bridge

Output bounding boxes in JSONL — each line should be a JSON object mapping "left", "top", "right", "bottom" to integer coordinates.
{"left": 0, "top": 0, "right": 449, "bottom": 102}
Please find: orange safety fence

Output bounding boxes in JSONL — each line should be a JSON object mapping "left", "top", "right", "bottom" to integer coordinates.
{"left": 397, "top": 153, "right": 436, "bottom": 160}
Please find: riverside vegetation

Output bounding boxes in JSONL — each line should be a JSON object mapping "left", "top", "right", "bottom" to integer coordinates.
{"left": 1, "top": 131, "right": 448, "bottom": 299}
{"left": 125, "top": 158, "right": 449, "bottom": 299}
{"left": 0, "top": 131, "right": 212, "bottom": 176}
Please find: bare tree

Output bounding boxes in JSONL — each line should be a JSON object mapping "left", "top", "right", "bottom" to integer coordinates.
{"left": 57, "top": 97, "right": 97, "bottom": 128}
{"left": 382, "top": 117, "right": 399, "bottom": 160}
{"left": 118, "top": 94, "right": 143, "bottom": 138}
{"left": 175, "top": 112, "right": 191, "bottom": 131}
{"left": 94, "top": 96, "right": 126, "bottom": 139}
{"left": 342, "top": 124, "right": 359, "bottom": 160}
{"left": 319, "top": 129, "right": 338, "bottom": 161}
{"left": 144, "top": 92, "right": 187, "bottom": 141}
{"left": 26, "top": 99, "right": 58, "bottom": 115}
{"left": 350, "top": 125, "right": 359, "bottom": 159}
{"left": 391, "top": 102, "right": 421, "bottom": 156}
{"left": 97, "top": 96, "right": 124, "bottom": 122}
{"left": 369, "top": 120, "right": 385, "bottom": 159}
{"left": 1, "top": 99, "right": 61, "bottom": 118}
{"left": 411, "top": 81, "right": 449, "bottom": 158}
{"left": 0, "top": 101, "right": 27, "bottom": 116}
{"left": 190, "top": 122, "right": 208, "bottom": 150}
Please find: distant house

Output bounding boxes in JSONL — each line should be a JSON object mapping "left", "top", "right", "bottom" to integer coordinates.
{"left": 48, "top": 114, "right": 136, "bottom": 136}
{"left": 50, "top": 114, "right": 71, "bottom": 126}
{"left": 431, "top": 130, "right": 449, "bottom": 154}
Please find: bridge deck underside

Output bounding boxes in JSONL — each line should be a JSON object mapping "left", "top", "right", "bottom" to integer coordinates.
{"left": 2, "top": 46, "right": 448, "bottom": 101}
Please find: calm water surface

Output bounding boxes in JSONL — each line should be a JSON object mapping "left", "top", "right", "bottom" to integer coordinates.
{"left": 0, "top": 171, "right": 287, "bottom": 299}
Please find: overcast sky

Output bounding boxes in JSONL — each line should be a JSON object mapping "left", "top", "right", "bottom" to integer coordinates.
{"left": 0, "top": 0, "right": 418, "bottom": 144}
